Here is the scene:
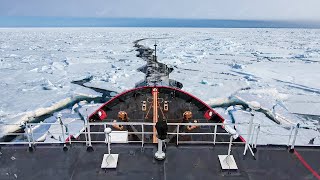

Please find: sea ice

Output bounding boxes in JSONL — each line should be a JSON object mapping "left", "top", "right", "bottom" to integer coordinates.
{"left": 0, "top": 28, "right": 319, "bottom": 145}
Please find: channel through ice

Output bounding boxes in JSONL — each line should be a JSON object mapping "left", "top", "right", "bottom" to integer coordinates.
{"left": 0, "top": 28, "right": 319, "bottom": 145}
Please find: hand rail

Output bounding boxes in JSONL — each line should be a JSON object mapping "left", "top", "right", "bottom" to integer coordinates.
{"left": 0, "top": 121, "right": 319, "bottom": 150}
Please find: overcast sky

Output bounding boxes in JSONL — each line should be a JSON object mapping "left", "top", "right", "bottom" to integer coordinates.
{"left": 1, "top": 0, "right": 320, "bottom": 21}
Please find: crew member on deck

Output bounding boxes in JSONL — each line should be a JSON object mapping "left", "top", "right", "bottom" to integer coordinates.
{"left": 156, "top": 119, "right": 168, "bottom": 140}
{"left": 112, "top": 111, "right": 129, "bottom": 131}
{"left": 180, "top": 111, "right": 199, "bottom": 135}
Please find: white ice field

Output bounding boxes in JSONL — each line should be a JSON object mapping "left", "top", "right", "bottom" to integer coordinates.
{"left": 0, "top": 28, "right": 319, "bottom": 145}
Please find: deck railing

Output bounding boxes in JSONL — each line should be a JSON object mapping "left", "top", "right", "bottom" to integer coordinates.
{"left": 0, "top": 120, "right": 319, "bottom": 157}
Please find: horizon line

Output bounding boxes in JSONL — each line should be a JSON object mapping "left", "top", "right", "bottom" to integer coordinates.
{"left": 1, "top": 17, "right": 319, "bottom": 28}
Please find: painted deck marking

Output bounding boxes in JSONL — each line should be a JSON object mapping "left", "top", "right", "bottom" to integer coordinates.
{"left": 294, "top": 150, "right": 320, "bottom": 180}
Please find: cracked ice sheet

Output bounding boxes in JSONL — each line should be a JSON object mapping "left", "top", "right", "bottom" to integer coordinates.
{"left": 170, "top": 61, "right": 249, "bottom": 102}
{"left": 42, "top": 103, "right": 106, "bottom": 142}
{"left": 243, "top": 62, "right": 320, "bottom": 115}
{"left": 1, "top": 28, "right": 320, "bottom": 145}
{"left": 146, "top": 28, "right": 320, "bottom": 146}
{"left": 12, "top": 104, "right": 102, "bottom": 143}
{"left": 232, "top": 110, "right": 320, "bottom": 146}
{"left": 217, "top": 89, "right": 320, "bottom": 145}
{"left": 0, "top": 28, "right": 146, "bottom": 126}
{"left": 151, "top": 28, "right": 320, "bottom": 122}
{"left": 215, "top": 107, "right": 320, "bottom": 146}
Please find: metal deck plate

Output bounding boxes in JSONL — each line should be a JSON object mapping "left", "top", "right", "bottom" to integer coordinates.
{"left": 218, "top": 155, "right": 238, "bottom": 170}
{"left": 101, "top": 154, "right": 119, "bottom": 169}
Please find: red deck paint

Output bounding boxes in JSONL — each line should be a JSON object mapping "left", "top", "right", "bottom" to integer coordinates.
{"left": 294, "top": 150, "right": 320, "bottom": 180}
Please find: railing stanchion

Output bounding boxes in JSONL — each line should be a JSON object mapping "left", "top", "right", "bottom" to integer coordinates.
{"left": 227, "top": 135, "right": 233, "bottom": 156}
{"left": 287, "top": 125, "right": 294, "bottom": 147}
{"left": 85, "top": 109, "right": 93, "bottom": 151}
{"left": 249, "top": 124, "right": 256, "bottom": 147}
{"left": 26, "top": 123, "right": 32, "bottom": 148}
{"left": 30, "top": 124, "right": 35, "bottom": 146}
{"left": 85, "top": 119, "right": 94, "bottom": 152}
{"left": 60, "top": 122, "right": 65, "bottom": 144}
{"left": 244, "top": 111, "right": 255, "bottom": 156}
{"left": 290, "top": 123, "right": 300, "bottom": 153}
{"left": 141, "top": 124, "right": 144, "bottom": 147}
{"left": 176, "top": 125, "right": 179, "bottom": 146}
{"left": 253, "top": 124, "right": 260, "bottom": 152}
{"left": 67, "top": 124, "right": 72, "bottom": 145}
{"left": 213, "top": 124, "right": 217, "bottom": 145}
{"left": 84, "top": 122, "right": 88, "bottom": 145}
{"left": 57, "top": 114, "right": 68, "bottom": 151}
{"left": 218, "top": 134, "right": 238, "bottom": 170}
{"left": 87, "top": 123, "right": 92, "bottom": 146}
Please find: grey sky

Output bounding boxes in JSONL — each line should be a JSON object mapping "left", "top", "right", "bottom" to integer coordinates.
{"left": 1, "top": 0, "right": 320, "bottom": 21}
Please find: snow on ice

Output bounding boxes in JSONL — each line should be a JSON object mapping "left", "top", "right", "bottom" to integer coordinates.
{"left": 0, "top": 28, "right": 319, "bottom": 145}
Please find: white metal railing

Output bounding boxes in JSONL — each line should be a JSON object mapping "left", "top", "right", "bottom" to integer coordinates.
{"left": 0, "top": 120, "right": 319, "bottom": 154}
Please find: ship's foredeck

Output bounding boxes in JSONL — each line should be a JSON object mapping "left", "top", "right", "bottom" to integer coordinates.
{"left": 1, "top": 144, "right": 319, "bottom": 180}
{"left": 87, "top": 86, "right": 232, "bottom": 144}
